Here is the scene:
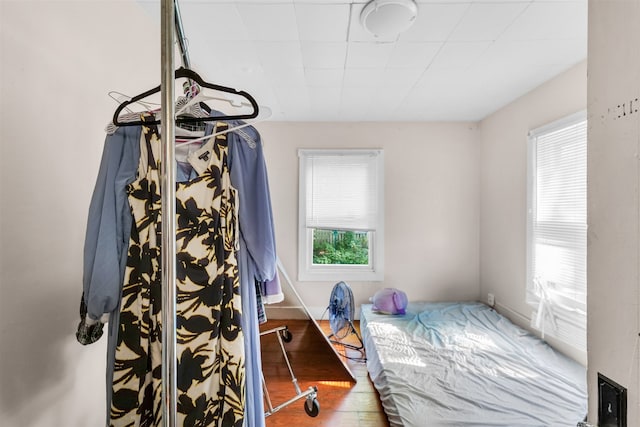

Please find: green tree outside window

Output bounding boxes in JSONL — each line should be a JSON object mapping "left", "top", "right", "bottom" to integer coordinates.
{"left": 312, "top": 229, "right": 369, "bottom": 265}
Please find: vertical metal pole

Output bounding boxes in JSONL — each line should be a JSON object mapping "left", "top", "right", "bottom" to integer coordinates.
{"left": 160, "top": 0, "right": 177, "bottom": 426}
{"left": 174, "top": 0, "right": 191, "bottom": 69}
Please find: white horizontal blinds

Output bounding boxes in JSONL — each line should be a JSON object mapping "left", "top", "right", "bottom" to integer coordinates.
{"left": 304, "top": 151, "right": 380, "bottom": 231}
{"left": 529, "top": 116, "right": 587, "bottom": 351}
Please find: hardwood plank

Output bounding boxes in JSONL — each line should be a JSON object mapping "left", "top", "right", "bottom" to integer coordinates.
{"left": 260, "top": 319, "right": 389, "bottom": 427}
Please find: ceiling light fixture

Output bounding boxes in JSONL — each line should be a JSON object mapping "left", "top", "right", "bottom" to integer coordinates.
{"left": 360, "top": 0, "right": 418, "bottom": 38}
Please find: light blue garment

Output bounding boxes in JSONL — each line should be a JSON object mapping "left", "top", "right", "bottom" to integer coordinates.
{"left": 81, "top": 125, "right": 141, "bottom": 424}
{"left": 81, "top": 118, "right": 277, "bottom": 427}
{"left": 226, "top": 125, "right": 278, "bottom": 427}
{"left": 83, "top": 126, "right": 141, "bottom": 321}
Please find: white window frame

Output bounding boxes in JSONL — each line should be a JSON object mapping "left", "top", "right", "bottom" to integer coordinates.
{"left": 298, "top": 149, "right": 384, "bottom": 282}
{"left": 526, "top": 111, "right": 587, "bottom": 352}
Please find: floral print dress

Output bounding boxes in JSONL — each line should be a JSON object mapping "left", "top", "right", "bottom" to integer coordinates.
{"left": 109, "top": 118, "right": 244, "bottom": 427}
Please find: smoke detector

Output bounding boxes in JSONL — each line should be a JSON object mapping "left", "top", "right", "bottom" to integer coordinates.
{"left": 360, "top": 0, "right": 418, "bottom": 38}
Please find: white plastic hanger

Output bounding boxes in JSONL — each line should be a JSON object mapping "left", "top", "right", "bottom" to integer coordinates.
{"left": 176, "top": 105, "right": 273, "bottom": 146}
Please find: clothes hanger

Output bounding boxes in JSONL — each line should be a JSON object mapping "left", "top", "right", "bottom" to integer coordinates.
{"left": 175, "top": 105, "right": 273, "bottom": 146}
{"left": 112, "top": 67, "right": 259, "bottom": 127}
{"left": 175, "top": 88, "right": 253, "bottom": 117}
{"left": 108, "top": 91, "right": 158, "bottom": 113}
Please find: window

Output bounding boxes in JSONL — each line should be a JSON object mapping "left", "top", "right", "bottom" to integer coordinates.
{"left": 298, "top": 149, "right": 384, "bottom": 281}
{"left": 527, "top": 112, "right": 587, "bottom": 352}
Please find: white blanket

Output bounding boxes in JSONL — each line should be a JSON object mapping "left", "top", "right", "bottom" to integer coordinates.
{"left": 360, "top": 302, "right": 587, "bottom": 427}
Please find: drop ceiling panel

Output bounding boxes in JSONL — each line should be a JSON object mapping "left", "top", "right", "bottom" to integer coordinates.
{"left": 236, "top": 3, "right": 298, "bottom": 41}
{"left": 388, "top": 42, "right": 442, "bottom": 68}
{"left": 399, "top": 3, "right": 471, "bottom": 42}
{"left": 295, "top": 3, "right": 350, "bottom": 42}
{"left": 253, "top": 41, "right": 304, "bottom": 69}
{"left": 343, "top": 68, "right": 385, "bottom": 87}
{"left": 301, "top": 42, "right": 348, "bottom": 68}
{"left": 262, "top": 66, "right": 306, "bottom": 88}
{"left": 180, "top": 3, "right": 250, "bottom": 41}
{"left": 448, "top": 2, "right": 529, "bottom": 42}
{"left": 340, "top": 87, "right": 377, "bottom": 111}
{"left": 381, "top": 67, "right": 426, "bottom": 91}
{"left": 131, "top": 0, "right": 588, "bottom": 121}
{"left": 501, "top": 1, "right": 588, "bottom": 41}
{"left": 346, "top": 42, "right": 396, "bottom": 68}
{"left": 305, "top": 68, "right": 345, "bottom": 88}
{"left": 193, "top": 41, "right": 261, "bottom": 71}
{"left": 428, "top": 41, "right": 492, "bottom": 70}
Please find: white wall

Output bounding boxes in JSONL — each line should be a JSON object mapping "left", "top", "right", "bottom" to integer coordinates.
{"left": 0, "top": 2, "right": 482, "bottom": 425}
{"left": 478, "top": 60, "right": 588, "bottom": 364}
{"left": 587, "top": 0, "right": 640, "bottom": 424}
{"left": 0, "top": 2, "right": 160, "bottom": 426}
{"left": 258, "top": 122, "right": 481, "bottom": 319}
{"left": 0, "top": 0, "right": 599, "bottom": 425}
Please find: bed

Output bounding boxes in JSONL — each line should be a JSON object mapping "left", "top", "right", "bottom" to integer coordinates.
{"left": 360, "top": 301, "right": 588, "bottom": 427}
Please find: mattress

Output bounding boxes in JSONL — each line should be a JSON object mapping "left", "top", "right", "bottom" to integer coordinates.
{"left": 360, "top": 302, "right": 587, "bottom": 427}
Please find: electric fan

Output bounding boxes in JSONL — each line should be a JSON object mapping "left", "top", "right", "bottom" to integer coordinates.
{"left": 326, "top": 281, "right": 365, "bottom": 357}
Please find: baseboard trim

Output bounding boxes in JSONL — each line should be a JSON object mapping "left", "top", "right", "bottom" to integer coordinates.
{"left": 265, "top": 305, "right": 360, "bottom": 321}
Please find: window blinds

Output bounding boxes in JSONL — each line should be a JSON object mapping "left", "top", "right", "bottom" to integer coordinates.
{"left": 528, "top": 115, "right": 587, "bottom": 351}
{"left": 302, "top": 150, "right": 381, "bottom": 232}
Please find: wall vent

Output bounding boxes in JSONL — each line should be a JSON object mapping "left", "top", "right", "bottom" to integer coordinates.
{"left": 598, "top": 373, "right": 627, "bottom": 427}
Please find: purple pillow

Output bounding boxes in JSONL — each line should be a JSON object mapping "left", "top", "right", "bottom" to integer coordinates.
{"left": 370, "top": 288, "right": 408, "bottom": 315}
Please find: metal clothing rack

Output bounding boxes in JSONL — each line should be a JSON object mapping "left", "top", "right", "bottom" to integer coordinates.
{"left": 160, "top": 0, "right": 178, "bottom": 425}
{"left": 161, "top": 1, "right": 247, "bottom": 425}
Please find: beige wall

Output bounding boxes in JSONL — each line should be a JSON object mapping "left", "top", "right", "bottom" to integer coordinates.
{"left": 478, "top": 60, "right": 588, "bottom": 364}
{"left": 0, "top": 2, "right": 160, "bottom": 426}
{"left": 259, "top": 121, "right": 481, "bottom": 319}
{"left": 0, "top": 2, "right": 483, "bottom": 424}
{"left": 587, "top": 0, "right": 640, "bottom": 424}
{"left": 4, "top": 0, "right": 627, "bottom": 425}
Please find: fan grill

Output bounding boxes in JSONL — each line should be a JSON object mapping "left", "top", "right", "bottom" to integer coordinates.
{"left": 326, "top": 281, "right": 365, "bottom": 360}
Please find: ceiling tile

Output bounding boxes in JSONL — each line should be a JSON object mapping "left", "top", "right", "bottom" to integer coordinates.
{"left": 309, "top": 87, "right": 343, "bottom": 116}
{"left": 388, "top": 41, "right": 442, "bottom": 68}
{"left": 381, "top": 68, "right": 425, "bottom": 91}
{"left": 236, "top": 3, "right": 298, "bottom": 41}
{"left": 253, "top": 41, "right": 303, "bottom": 69}
{"left": 399, "top": 3, "right": 471, "bottom": 42}
{"left": 180, "top": 3, "right": 250, "bottom": 42}
{"left": 448, "top": 2, "right": 529, "bottom": 42}
{"left": 232, "top": 0, "right": 294, "bottom": 4}
{"left": 346, "top": 42, "right": 396, "bottom": 68}
{"left": 304, "top": 68, "right": 344, "bottom": 88}
{"left": 428, "top": 41, "right": 492, "bottom": 70}
{"left": 300, "top": 42, "right": 347, "bottom": 68}
{"left": 192, "top": 41, "right": 261, "bottom": 71}
{"left": 135, "top": 0, "right": 588, "bottom": 121}
{"left": 294, "top": 0, "right": 357, "bottom": 3}
{"left": 501, "top": 1, "right": 588, "bottom": 41}
{"left": 343, "top": 68, "right": 385, "bottom": 87}
{"left": 295, "top": 3, "right": 350, "bottom": 42}
{"left": 262, "top": 66, "right": 307, "bottom": 88}
{"left": 340, "top": 87, "right": 376, "bottom": 111}
{"left": 273, "top": 86, "right": 310, "bottom": 114}
{"left": 477, "top": 39, "right": 587, "bottom": 70}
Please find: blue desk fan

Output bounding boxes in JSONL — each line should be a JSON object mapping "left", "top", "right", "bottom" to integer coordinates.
{"left": 326, "top": 281, "right": 365, "bottom": 358}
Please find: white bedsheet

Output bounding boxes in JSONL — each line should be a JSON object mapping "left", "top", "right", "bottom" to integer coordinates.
{"left": 360, "top": 302, "right": 587, "bottom": 427}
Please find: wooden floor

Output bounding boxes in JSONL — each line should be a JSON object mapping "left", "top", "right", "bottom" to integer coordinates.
{"left": 260, "top": 319, "right": 389, "bottom": 427}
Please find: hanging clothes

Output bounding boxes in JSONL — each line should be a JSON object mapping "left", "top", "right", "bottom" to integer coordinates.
{"left": 220, "top": 120, "right": 280, "bottom": 427}
{"left": 78, "top": 112, "right": 280, "bottom": 427}
{"left": 110, "top": 118, "right": 244, "bottom": 426}
{"left": 76, "top": 125, "right": 142, "bottom": 422}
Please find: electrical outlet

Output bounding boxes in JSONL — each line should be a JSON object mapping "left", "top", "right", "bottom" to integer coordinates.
{"left": 487, "top": 293, "right": 495, "bottom": 307}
